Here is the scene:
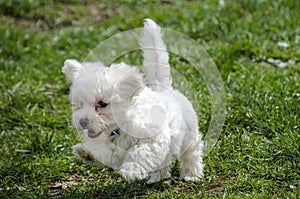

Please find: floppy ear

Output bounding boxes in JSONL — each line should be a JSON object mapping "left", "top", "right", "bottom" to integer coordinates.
{"left": 111, "top": 63, "right": 144, "bottom": 99}
{"left": 118, "top": 74, "right": 144, "bottom": 98}
{"left": 62, "top": 59, "right": 82, "bottom": 83}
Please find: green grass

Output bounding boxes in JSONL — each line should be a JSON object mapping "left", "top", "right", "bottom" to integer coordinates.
{"left": 0, "top": 0, "right": 299, "bottom": 198}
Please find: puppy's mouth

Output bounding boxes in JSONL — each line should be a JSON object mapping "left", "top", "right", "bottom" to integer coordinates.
{"left": 87, "top": 128, "right": 120, "bottom": 138}
{"left": 88, "top": 130, "right": 102, "bottom": 138}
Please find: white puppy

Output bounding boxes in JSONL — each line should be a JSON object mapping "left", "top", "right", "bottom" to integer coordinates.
{"left": 62, "top": 19, "right": 204, "bottom": 183}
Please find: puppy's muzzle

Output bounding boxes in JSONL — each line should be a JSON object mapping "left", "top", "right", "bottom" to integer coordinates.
{"left": 79, "top": 118, "right": 102, "bottom": 138}
{"left": 79, "top": 118, "right": 89, "bottom": 128}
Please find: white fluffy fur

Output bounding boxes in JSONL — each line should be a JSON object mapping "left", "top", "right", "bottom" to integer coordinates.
{"left": 62, "top": 19, "right": 204, "bottom": 183}
{"left": 140, "top": 18, "right": 172, "bottom": 91}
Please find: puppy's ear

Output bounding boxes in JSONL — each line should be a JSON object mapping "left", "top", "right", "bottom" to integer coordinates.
{"left": 62, "top": 59, "right": 82, "bottom": 83}
{"left": 119, "top": 74, "right": 144, "bottom": 98}
{"left": 112, "top": 64, "right": 144, "bottom": 99}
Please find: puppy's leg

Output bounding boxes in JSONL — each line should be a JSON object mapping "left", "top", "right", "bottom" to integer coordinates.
{"left": 118, "top": 140, "right": 170, "bottom": 182}
{"left": 180, "top": 136, "right": 204, "bottom": 181}
{"left": 73, "top": 143, "right": 105, "bottom": 168}
{"left": 73, "top": 140, "right": 120, "bottom": 169}
{"left": 147, "top": 156, "right": 172, "bottom": 183}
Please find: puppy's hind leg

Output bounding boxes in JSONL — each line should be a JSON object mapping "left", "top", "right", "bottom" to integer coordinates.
{"left": 179, "top": 136, "right": 204, "bottom": 182}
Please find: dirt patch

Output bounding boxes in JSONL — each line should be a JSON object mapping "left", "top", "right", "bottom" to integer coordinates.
{"left": 87, "top": 3, "right": 116, "bottom": 25}
{"left": 1, "top": 3, "right": 117, "bottom": 31}
{"left": 48, "top": 174, "right": 79, "bottom": 191}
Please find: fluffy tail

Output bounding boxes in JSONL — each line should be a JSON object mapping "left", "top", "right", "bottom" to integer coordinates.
{"left": 140, "top": 18, "right": 172, "bottom": 91}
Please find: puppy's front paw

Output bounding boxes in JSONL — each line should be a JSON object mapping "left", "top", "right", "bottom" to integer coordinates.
{"left": 73, "top": 144, "right": 94, "bottom": 162}
{"left": 184, "top": 176, "right": 200, "bottom": 182}
{"left": 118, "top": 163, "right": 148, "bottom": 182}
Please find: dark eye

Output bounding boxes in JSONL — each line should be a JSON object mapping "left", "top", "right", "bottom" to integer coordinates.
{"left": 98, "top": 100, "right": 108, "bottom": 108}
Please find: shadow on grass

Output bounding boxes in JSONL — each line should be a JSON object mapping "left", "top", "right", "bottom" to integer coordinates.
{"left": 96, "top": 181, "right": 166, "bottom": 199}
{"left": 56, "top": 162, "right": 207, "bottom": 198}
{"left": 60, "top": 180, "right": 171, "bottom": 199}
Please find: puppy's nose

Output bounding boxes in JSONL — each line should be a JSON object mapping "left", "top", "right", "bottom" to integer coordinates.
{"left": 79, "top": 118, "right": 89, "bottom": 128}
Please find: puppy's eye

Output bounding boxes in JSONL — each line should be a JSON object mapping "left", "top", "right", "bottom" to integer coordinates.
{"left": 98, "top": 100, "right": 108, "bottom": 108}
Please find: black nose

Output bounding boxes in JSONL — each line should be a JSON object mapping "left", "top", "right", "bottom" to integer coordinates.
{"left": 79, "top": 118, "right": 89, "bottom": 128}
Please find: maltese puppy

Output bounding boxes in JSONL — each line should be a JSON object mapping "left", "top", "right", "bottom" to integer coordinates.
{"left": 62, "top": 19, "right": 204, "bottom": 183}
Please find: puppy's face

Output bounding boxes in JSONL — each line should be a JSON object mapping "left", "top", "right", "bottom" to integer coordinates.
{"left": 63, "top": 60, "right": 144, "bottom": 138}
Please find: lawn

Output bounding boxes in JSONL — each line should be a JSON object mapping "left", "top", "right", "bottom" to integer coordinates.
{"left": 0, "top": 0, "right": 299, "bottom": 198}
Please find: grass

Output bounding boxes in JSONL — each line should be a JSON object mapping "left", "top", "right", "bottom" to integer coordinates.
{"left": 0, "top": 0, "right": 299, "bottom": 198}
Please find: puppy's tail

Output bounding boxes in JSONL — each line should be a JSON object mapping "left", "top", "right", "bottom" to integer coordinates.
{"left": 140, "top": 18, "right": 172, "bottom": 91}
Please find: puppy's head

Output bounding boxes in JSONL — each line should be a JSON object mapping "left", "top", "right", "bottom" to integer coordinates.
{"left": 62, "top": 59, "right": 144, "bottom": 138}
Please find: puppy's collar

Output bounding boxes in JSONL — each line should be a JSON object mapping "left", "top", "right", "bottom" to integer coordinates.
{"left": 110, "top": 128, "right": 120, "bottom": 136}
